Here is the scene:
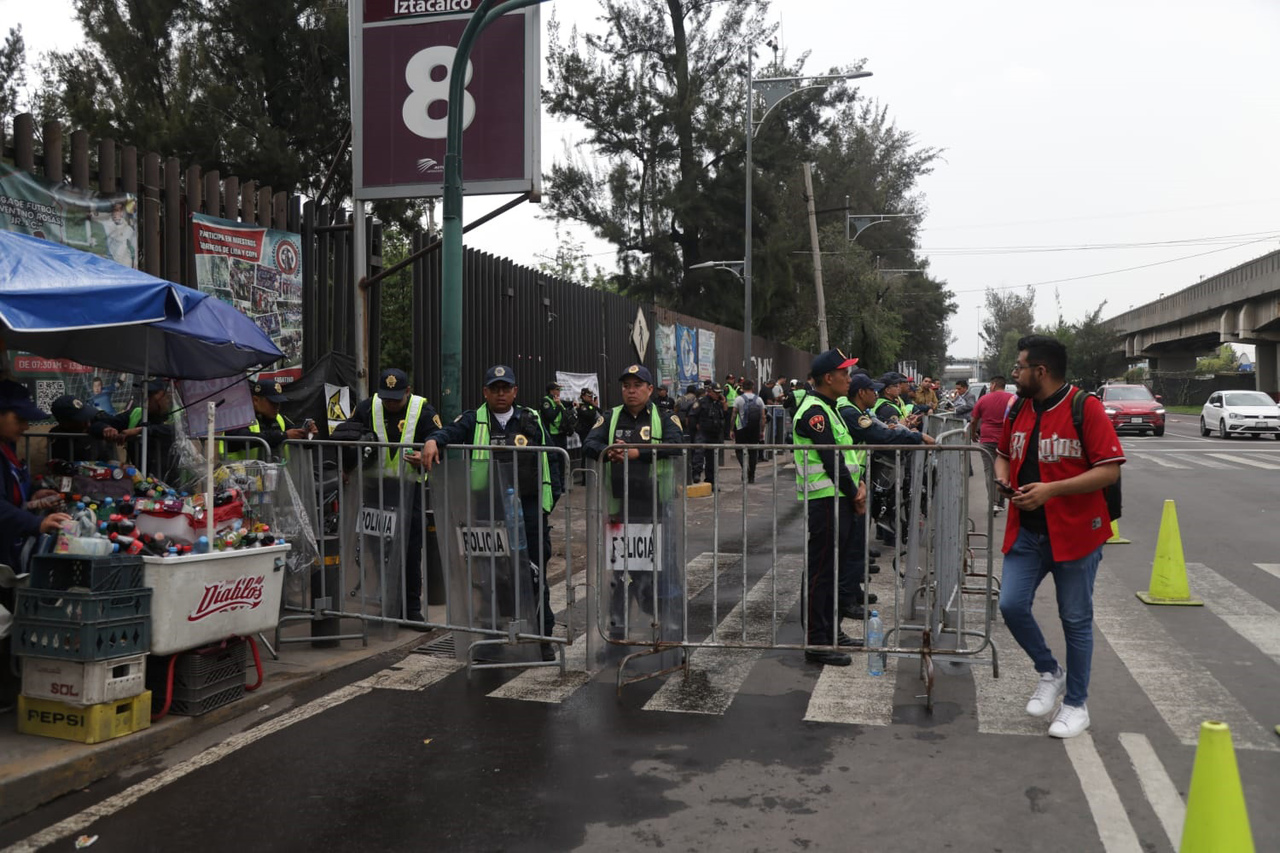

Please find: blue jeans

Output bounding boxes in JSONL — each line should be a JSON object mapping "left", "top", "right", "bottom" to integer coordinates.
{"left": 998, "top": 527, "right": 1103, "bottom": 706}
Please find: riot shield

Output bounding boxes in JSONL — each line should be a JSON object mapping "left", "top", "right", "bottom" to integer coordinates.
{"left": 430, "top": 449, "right": 540, "bottom": 665}
{"left": 588, "top": 444, "right": 686, "bottom": 675}
{"left": 354, "top": 450, "right": 414, "bottom": 639}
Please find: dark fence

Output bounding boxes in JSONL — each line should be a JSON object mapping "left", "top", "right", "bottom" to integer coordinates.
{"left": 1150, "top": 372, "right": 1261, "bottom": 407}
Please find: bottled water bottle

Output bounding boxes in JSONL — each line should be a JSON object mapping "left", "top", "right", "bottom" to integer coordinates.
{"left": 866, "top": 610, "right": 886, "bottom": 676}
{"left": 504, "top": 487, "right": 528, "bottom": 553}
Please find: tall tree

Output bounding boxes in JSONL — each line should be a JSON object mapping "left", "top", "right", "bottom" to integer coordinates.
{"left": 980, "top": 287, "right": 1036, "bottom": 378}
{"left": 0, "top": 26, "right": 26, "bottom": 119}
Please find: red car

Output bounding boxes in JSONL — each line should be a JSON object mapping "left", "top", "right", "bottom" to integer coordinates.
{"left": 1098, "top": 384, "right": 1165, "bottom": 436}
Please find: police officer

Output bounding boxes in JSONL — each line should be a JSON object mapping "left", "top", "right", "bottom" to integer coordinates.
{"left": 540, "top": 383, "right": 570, "bottom": 501}
{"left": 574, "top": 388, "right": 601, "bottom": 444}
{"left": 221, "top": 380, "right": 317, "bottom": 462}
{"left": 422, "top": 365, "right": 558, "bottom": 658}
{"left": 331, "top": 368, "right": 442, "bottom": 624}
{"left": 652, "top": 384, "right": 676, "bottom": 415}
{"left": 48, "top": 395, "right": 117, "bottom": 463}
{"left": 90, "top": 378, "right": 176, "bottom": 482}
{"left": 583, "top": 364, "right": 684, "bottom": 638}
{"left": 689, "top": 383, "right": 726, "bottom": 485}
{"left": 793, "top": 350, "right": 869, "bottom": 666}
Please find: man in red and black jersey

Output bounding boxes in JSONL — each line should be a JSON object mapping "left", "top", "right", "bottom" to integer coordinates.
{"left": 995, "top": 335, "right": 1124, "bottom": 739}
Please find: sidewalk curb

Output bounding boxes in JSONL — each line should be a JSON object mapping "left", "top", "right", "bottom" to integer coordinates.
{"left": 0, "top": 630, "right": 432, "bottom": 826}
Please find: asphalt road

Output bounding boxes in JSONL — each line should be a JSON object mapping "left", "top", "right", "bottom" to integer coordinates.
{"left": 3, "top": 422, "right": 1278, "bottom": 853}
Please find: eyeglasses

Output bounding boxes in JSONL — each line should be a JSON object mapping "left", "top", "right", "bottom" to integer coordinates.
{"left": 1011, "top": 362, "right": 1045, "bottom": 373}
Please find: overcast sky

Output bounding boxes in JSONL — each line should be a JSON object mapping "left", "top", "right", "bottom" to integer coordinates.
{"left": 9, "top": 0, "right": 1279, "bottom": 361}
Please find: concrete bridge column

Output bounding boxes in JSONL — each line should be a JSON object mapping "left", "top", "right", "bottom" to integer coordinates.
{"left": 1149, "top": 352, "right": 1197, "bottom": 373}
{"left": 1257, "top": 341, "right": 1278, "bottom": 397}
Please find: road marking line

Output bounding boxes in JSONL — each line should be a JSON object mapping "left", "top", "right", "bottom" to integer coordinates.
{"left": 643, "top": 556, "right": 804, "bottom": 715}
{"left": 488, "top": 552, "right": 740, "bottom": 704}
{"left": 2, "top": 677, "right": 386, "bottom": 853}
{"left": 1185, "top": 563, "right": 1280, "bottom": 665}
{"left": 1092, "top": 572, "right": 1277, "bottom": 751}
{"left": 1177, "top": 455, "right": 1233, "bottom": 469}
{"left": 1205, "top": 453, "right": 1280, "bottom": 470}
{"left": 1129, "top": 452, "right": 1190, "bottom": 470}
{"left": 1118, "top": 732, "right": 1185, "bottom": 851}
{"left": 804, "top": 656, "right": 899, "bottom": 726}
{"left": 1256, "top": 563, "right": 1280, "bottom": 582}
{"left": 1064, "top": 732, "right": 1144, "bottom": 853}
{"left": 364, "top": 653, "right": 463, "bottom": 691}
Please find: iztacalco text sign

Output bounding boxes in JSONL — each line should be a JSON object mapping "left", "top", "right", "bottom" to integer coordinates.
{"left": 350, "top": 0, "right": 542, "bottom": 200}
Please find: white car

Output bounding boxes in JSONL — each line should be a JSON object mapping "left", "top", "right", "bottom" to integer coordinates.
{"left": 1199, "top": 390, "right": 1280, "bottom": 439}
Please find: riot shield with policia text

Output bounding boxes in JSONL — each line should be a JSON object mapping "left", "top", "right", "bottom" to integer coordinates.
{"left": 354, "top": 443, "right": 418, "bottom": 637}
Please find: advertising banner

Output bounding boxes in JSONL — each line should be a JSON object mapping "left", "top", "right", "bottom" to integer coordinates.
{"left": 675, "top": 325, "right": 698, "bottom": 390}
{"left": 0, "top": 163, "right": 142, "bottom": 413}
{"left": 697, "top": 329, "right": 716, "bottom": 383}
{"left": 191, "top": 213, "right": 304, "bottom": 383}
{"left": 654, "top": 324, "right": 676, "bottom": 390}
{"left": 350, "top": 4, "right": 541, "bottom": 199}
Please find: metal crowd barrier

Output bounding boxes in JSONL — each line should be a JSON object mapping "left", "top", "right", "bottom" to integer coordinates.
{"left": 278, "top": 439, "right": 573, "bottom": 675}
{"left": 586, "top": 428, "right": 998, "bottom": 709}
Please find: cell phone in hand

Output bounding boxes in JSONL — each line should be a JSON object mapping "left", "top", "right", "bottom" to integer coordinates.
{"left": 996, "top": 480, "right": 1019, "bottom": 497}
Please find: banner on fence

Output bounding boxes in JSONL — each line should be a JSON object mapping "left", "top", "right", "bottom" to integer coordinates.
{"left": 676, "top": 325, "right": 698, "bottom": 389}
{"left": 655, "top": 324, "right": 677, "bottom": 389}
{"left": 697, "top": 329, "right": 716, "bottom": 383}
{"left": 192, "top": 213, "right": 304, "bottom": 383}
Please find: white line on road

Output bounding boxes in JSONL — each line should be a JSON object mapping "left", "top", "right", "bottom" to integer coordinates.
{"left": 1185, "top": 563, "right": 1280, "bottom": 665}
{"left": 1118, "top": 732, "right": 1185, "bottom": 851}
{"left": 1205, "top": 453, "right": 1280, "bottom": 470}
{"left": 363, "top": 653, "right": 464, "bottom": 691}
{"left": 1129, "top": 452, "right": 1191, "bottom": 470}
{"left": 1177, "top": 455, "right": 1233, "bottom": 469}
{"left": 644, "top": 556, "right": 804, "bottom": 715}
{"left": 804, "top": 656, "right": 899, "bottom": 726}
{"left": 1092, "top": 572, "right": 1277, "bottom": 751}
{"left": 1256, "top": 563, "right": 1280, "bottom": 582}
{"left": 1064, "top": 732, "right": 1144, "bottom": 853}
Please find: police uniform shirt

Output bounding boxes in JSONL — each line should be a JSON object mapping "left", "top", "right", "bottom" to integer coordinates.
{"left": 793, "top": 392, "right": 858, "bottom": 499}
{"left": 840, "top": 401, "right": 924, "bottom": 447}
{"left": 690, "top": 397, "right": 725, "bottom": 438}
{"left": 331, "top": 396, "right": 442, "bottom": 444}
{"left": 872, "top": 395, "right": 903, "bottom": 427}
{"left": 653, "top": 393, "right": 676, "bottom": 415}
{"left": 582, "top": 403, "right": 684, "bottom": 462}
{"left": 224, "top": 410, "right": 294, "bottom": 450}
{"left": 427, "top": 405, "right": 552, "bottom": 501}
{"left": 540, "top": 396, "right": 569, "bottom": 437}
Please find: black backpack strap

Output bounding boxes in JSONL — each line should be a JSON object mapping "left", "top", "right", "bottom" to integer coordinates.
{"left": 1069, "top": 388, "right": 1095, "bottom": 465}
{"left": 1007, "top": 396, "right": 1026, "bottom": 422}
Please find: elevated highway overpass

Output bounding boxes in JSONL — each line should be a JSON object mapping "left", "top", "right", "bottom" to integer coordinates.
{"left": 1104, "top": 248, "right": 1280, "bottom": 395}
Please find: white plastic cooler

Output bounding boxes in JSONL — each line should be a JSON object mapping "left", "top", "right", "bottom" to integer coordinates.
{"left": 142, "top": 545, "right": 289, "bottom": 655}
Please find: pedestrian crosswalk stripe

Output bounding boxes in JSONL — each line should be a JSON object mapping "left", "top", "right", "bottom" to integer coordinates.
{"left": 1205, "top": 452, "right": 1280, "bottom": 470}
{"left": 1091, "top": 571, "right": 1278, "bottom": 751}
{"left": 1178, "top": 455, "right": 1233, "bottom": 469}
{"left": 1256, "top": 563, "right": 1280, "bottom": 582}
{"left": 1118, "top": 732, "right": 1185, "bottom": 852}
{"left": 644, "top": 556, "right": 804, "bottom": 716}
{"left": 804, "top": 656, "right": 899, "bottom": 726}
{"left": 1129, "top": 452, "right": 1190, "bottom": 470}
{"left": 969, "top": 605, "right": 1051, "bottom": 738}
{"left": 1185, "top": 563, "right": 1280, "bottom": 666}
{"left": 1064, "top": 733, "right": 1144, "bottom": 853}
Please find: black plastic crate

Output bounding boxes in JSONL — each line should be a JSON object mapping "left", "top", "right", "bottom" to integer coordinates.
{"left": 29, "top": 554, "right": 145, "bottom": 593}
{"left": 166, "top": 675, "right": 246, "bottom": 717}
{"left": 15, "top": 589, "right": 152, "bottom": 624}
{"left": 147, "top": 641, "right": 247, "bottom": 692}
{"left": 13, "top": 616, "right": 150, "bottom": 662}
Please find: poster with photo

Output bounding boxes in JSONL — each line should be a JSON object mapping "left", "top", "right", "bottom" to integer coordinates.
{"left": 192, "top": 213, "right": 304, "bottom": 383}
{"left": 697, "top": 329, "right": 716, "bottom": 383}
{"left": 0, "top": 162, "right": 143, "bottom": 415}
{"left": 655, "top": 324, "right": 677, "bottom": 390}
{"left": 676, "top": 325, "right": 699, "bottom": 389}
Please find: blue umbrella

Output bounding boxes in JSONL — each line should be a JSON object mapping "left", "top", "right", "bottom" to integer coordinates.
{"left": 0, "top": 229, "right": 282, "bottom": 378}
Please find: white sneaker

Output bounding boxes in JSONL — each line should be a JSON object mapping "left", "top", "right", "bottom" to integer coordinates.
{"left": 1025, "top": 668, "right": 1066, "bottom": 717}
{"left": 1048, "top": 703, "right": 1090, "bottom": 738}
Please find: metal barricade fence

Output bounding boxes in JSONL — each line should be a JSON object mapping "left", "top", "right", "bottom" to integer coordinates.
{"left": 278, "top": 439, "right": 573, "bottom": 674}
{"left": 586, "top": 434, "right": 998, "bottom": 708}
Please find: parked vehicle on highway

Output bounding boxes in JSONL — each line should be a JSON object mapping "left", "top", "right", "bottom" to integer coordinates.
{"left": 1199, "top": 390, "right": 1280, "bottom": 439}
{"left": 1098, "top": 384, "right": 1165, "bottom": 436}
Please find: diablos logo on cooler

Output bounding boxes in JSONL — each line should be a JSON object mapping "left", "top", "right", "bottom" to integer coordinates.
{"left": 189, "top": 576, "right": 266, "bottom": 622}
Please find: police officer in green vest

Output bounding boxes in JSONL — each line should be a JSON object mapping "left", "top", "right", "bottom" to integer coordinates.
{"left": 332, "top": 368, "right": 442, "bottom": 624}
{"left": 793, "top": 349, "right": 871, "bottom": 666}
{"left": 540, "top": 383, "right": 570, "bottom": 502}
{"left": 583, "top": 364, "right": 684, "bottom": 638}
{"left": 220, "top": 380, "right": 316, "bottom": 462}
{"left": 90, "top": 378, "right": 176, "bottom": 482}
{"left": 422, "top": 364, "right": 559, "bottom": 654}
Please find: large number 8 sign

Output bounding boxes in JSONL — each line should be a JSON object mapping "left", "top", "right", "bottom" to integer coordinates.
{"left": 402, "top": 45, "right": 477, "bottom": 140}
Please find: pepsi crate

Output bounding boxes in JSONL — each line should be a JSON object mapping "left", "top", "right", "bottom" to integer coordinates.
{"left": 147, "top": 640, "right": 247, "bottom": 692}
{"left": 13, "top": 616, "right": 150, "bottom": 662}
{"left": 29, "top": 553, "right": 145, "bottom": 593}
{"left": 15, "top": 588, "right": 152, "bottom": 624}
{"left": 166, "top": 675, "right": 246, "bottom": 717}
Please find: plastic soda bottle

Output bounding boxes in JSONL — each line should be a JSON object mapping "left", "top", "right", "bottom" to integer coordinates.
{"left": 503, "top": 487, "right": 528, "bottom": 552}
{"left": 867, "top": 610, "right": 886, "bottom": 676}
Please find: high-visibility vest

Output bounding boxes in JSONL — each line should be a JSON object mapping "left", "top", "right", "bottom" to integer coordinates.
{"left": 219, "top": 414, "right": 288, "bottom": 462}
{"left": 469, "top": 404, "right": 553, "bottom": 513}
{"left": 897, "top": 399, "right": 912, "bottom": 420}
{"left": 724, "top": 385, "right": 738, "bottom": 406}
{"left": 792, "top": 389, "right": 808, "bottom": 409}
{"left": 542, "top": 396, "right": 565, "bottom": 435}
{"left": 792, "top": 394, "right": 861, "bottom": 500}
{"left": 373, "top": 395, "right": 427, "bottom": 482}
{"left": 605, "top": 405, "right": 671, "bottom": 512}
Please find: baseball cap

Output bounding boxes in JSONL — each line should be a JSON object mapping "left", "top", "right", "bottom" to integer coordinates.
{"left": 849, "top": 374, "right": 884, "bottom": 393}
{"left": 0, "top": 380, "right": 49, "bottom": 421}
{"left": 251, "top": 380, "right": 289, "bottom": 402}
{"left": 376, "top": 368, "right": 410, "bottom": 400}
{"left": 50, "top": 395, "right": 99, "bottom": 424}
{"left": 879, "top": 371, "right": 907, "bottom": 386}
{"left": 485, "top": 365, "right": 517, "bottom": 387}
{"left": 618, "top": 364, "right": 654, "bottom": 384}
{"left": 809, "top": 349, "right": 857, "bottom": 378}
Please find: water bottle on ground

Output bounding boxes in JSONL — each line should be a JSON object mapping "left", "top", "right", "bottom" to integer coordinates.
{"left": 867, "top": 610, "right": 886, "bottom": 676}
{"left": 504, "top": 487, "right": 528, "bottom": 553}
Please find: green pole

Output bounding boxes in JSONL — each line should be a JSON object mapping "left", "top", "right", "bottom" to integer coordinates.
{"left": 441, "top": 0, "right": 550, "bottom": 421}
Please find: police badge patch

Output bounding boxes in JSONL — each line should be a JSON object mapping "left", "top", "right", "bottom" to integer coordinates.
{"left": 594, "top": 415, "right": 605, "bottom": 428}
{"left": 514, "top": 434, "right": 528, "bottom": 447}
{"left": 809, "top": 414, "right": 825, "bottom": 432}
{"left": 433, "top": 414, "right": 442, "bottom": 428}
{"left": 639, "top": 426, "right": 651, "bottom": 440}
{"left": 858, "top": 415, "right": 872, "bottom": 429}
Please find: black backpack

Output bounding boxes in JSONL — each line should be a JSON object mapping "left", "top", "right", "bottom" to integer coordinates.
{"left": 1006, "top": 388, "right": 1122, "bottom": 520}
